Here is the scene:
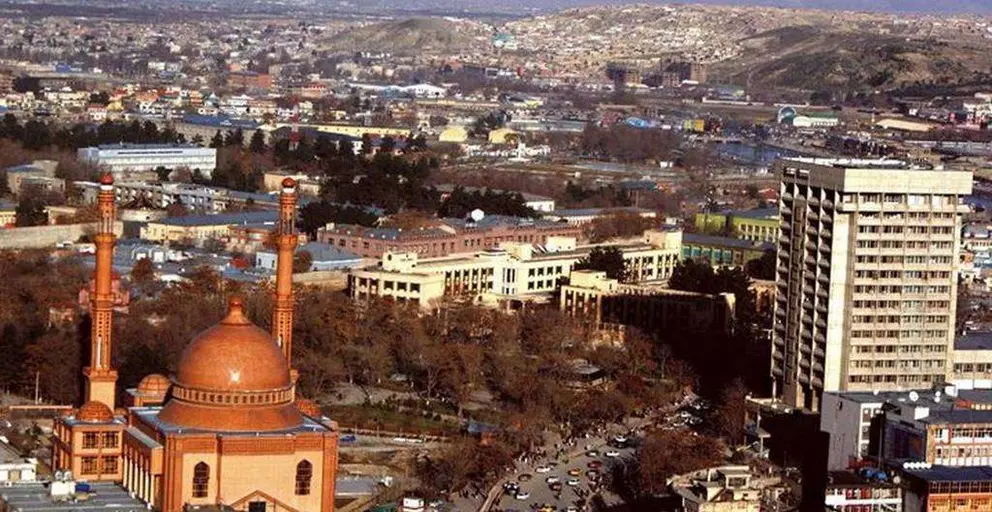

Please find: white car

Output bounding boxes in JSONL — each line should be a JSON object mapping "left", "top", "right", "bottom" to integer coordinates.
{"left": 515, "top": 491, "right": 530, "bottom": 500}
{"left": 546, "top": 476, "right": 561, "bottom": 484}
{"left": 613, "top": 435, "right": 628, "bottom": 444}
{"left": 605, "top": 450, "right": 621, "bottom": 458}
{"left": 535, "top": 466, "right": 552, "bottom": 474}
{"left": 566, "top": 478, "right": 581, "bottom": 487}
{"left": 567, "top": 507, "right": 579, "bottom": 512}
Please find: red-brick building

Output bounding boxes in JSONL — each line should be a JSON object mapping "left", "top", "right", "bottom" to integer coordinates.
{"left": 317, "top": 216, "right": 585, "bottom": 259}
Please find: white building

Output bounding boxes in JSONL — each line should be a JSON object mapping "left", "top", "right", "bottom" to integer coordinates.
{"left": 78, "top": 144, "right": 217, "bottom": 178}
{"left": 348, "top": 229, "right": 682, "bottom": 308}
{"left": 0, "top": 437, "right": 37, "bottom": 483}
{"left": 773, "top": 159, "right": 972, "bottom": 411}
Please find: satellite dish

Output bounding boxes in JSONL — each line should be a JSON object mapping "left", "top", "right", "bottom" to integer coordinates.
{"left": 470, "top": 209, "right": 484, "bottom": 222}
{"left": 909, "top": 391, "right": 919, "bottom": 402}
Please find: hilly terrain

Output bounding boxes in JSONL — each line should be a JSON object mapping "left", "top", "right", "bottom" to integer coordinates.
{"left": 320, "top": 17, "right": 491, "bottom": 55}
{"left": 711, "top": 26, "right": 992, "bottom": 91}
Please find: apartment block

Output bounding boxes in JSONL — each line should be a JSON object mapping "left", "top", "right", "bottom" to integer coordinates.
{"left": 772, "top": 159, "right": 972, "bottom": 411}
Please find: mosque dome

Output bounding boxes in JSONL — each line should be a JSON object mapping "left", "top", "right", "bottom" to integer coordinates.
{"left": 77, "top": 401, "right": 115, "bottom": 423}
{"left": 157, "top": 298, "right": 303, "bottom": 432}
{"left": 136, "top": 373, "right": 171, "bottom": 398}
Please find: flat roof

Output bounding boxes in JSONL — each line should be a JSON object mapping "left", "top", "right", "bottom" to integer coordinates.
{"left": 132, "top": 407, "right": 332, "bottom": 436}
{"left": 683, "top": 233, "right": 772, "bottom": 251}
{"left": 153, "top": 211, "right": 278, "bottom": 227}
{"left": 728, "top": 208, "right": 778, "bottom": 220}
{"left": 0, "top": 482, "right": 147, "bottom": 511}
{"left": 956, "top": 330, "right": 992, "bottom": 351}
{"left": 904, "top": 465, "right": 992, "bottom": 483}
{"left": 550, "top": 206, "right": 654, "bottom": 217}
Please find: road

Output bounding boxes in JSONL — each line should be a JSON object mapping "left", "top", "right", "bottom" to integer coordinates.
{"left": 489, "top": 428, "right": 639, "bottom": 512}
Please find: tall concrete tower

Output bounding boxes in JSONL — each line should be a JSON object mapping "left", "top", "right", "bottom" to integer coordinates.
{"left": 771, "top": 158, "right": 972, "bottom": 411}
{"left": 84, "top": 173, "right": 119, "bottom": 409}
{"left": 272, "top": 177, "right": 298, "bottom": 365}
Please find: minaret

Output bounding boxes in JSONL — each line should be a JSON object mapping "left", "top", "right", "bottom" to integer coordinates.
{"left": 84, "top": 173, "right": 118, "bottom": 409}
{"left": 272, "top": 177, "right": 298, "bottom": 366}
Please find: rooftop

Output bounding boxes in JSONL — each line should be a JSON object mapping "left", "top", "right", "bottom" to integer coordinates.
{"left": 683, "top": 233, "right": 773, "bottom": 251}
{"left": 90, "top": 143, "right": 208, "bottom": 151}
{"left": 728, "top": 208, "right": 778, "bottom": 220}
{"left": 0, "top": 482, "right": 147, "bottom": 512}
{"left": 903, "top": 465, "right": 992, "bottom": 483}
{"left": 955, "top": 330, "right": 992, "bottom": 351}
{"left": 549, "top": 206, "right": 654, "bottom": 217}
{"left": 153, "top": 210, "right": 278, "bottom": 227}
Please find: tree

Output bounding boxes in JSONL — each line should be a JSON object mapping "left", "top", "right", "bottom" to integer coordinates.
{"left": 166, "top": 203, "right": 189, "bottom": 217}
{"left": 249, "top": 130, "right": 267, "bottom": 154}
{"left": 636, "top": 430, "right": 723, "bottom": 496}
{"left": 225, "top": 128, "right": 245, "bottom": 147}
{"left": 209, "top": 130, "right": 224, "bottom": 149}
{"left": 574, "top": 246, "right": 630, "bottom": 282}
{"left": 745, "top": 249, "right": 776, "bottom": 281}
{"left": 130, "top": 258, "right": 155, "bottom": 284}
{"left": 154, "top": 166, "right": 172, "bottom": 182}
{"left": 293, "top": 250, "right": 313, "bottom": 273}
{"left": 585, "top": 211, "right": 657, "bottom": 242}
{"left": 14, "top": 195, "right": 47, "bottom": 226}
{"left": 713, "top": 378, "right": 748, "bottom": 446}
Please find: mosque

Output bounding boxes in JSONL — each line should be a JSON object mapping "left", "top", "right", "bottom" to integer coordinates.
{"left": 51, "top": 174, "right": 339, "bottom": 512}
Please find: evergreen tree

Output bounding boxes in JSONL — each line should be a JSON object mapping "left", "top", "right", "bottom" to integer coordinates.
{"left": 209, "top": 130, "right": 224, "bottom": 148}
{"left": 249, "top": 130, "right": 267, "bottom": 154}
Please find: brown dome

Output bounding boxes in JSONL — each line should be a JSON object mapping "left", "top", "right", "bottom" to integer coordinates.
{"left": 158, "top": 298, "right": 303, "bottom": 432}
{"left": 295, "top": 399, "right": 322, "bottom": 418}
{"left": 172, "top": 298, "right": 291, "bottom": 392}
{"left": 77, "top": 401, "right": 115, "bottom": 423}
{"left": 137, "top": 374, "right": 171, "bottom": 397}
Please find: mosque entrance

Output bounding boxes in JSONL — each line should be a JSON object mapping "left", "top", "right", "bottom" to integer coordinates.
{"left": 248, "top": 502, "right": 266, "bottom": 512}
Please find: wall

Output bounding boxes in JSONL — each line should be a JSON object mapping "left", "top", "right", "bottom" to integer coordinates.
{"left": 0, "top": 221, "right": 123, "bottom": 249}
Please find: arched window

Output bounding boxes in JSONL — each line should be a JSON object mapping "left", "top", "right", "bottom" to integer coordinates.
{"left": 295, "top": 460, "right": 312, "bottom": 495}
{"left": 192, "top": 462, "right": 209, "bottom": 498}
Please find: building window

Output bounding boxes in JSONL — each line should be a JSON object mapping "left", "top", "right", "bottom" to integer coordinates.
{"left": 81, "top": 456, "right": 98, "bottom": 475}
{"left": 102, "top": 432, "right": 119, "bottom": 448}
{"left": 83, "top": 432, "right": 99, "bottom": 449}
{"left": 101, "top": 456, "right": 118, "bottom": 474}
{"left": 192, "top": 462, "right": 210, "bottom": 498}
{"left": 295, "top": 460, "right": 313, "bottom": 495}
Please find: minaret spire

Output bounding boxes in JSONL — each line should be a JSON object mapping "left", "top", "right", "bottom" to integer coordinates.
{"left": 272, "top": 177, "right": 298, "bottom": 367}
{"left": 84, "top": 173, "right": 118, "bottom": 409}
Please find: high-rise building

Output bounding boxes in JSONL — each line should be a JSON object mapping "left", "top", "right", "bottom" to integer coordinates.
{"left": 771, "top": 158, "right": 972, "bottom": 411}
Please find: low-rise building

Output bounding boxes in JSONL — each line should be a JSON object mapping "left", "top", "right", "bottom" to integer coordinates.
{"left": 682, "top": 233, "right": 773, "bottom": 267}
{"left": 670, "top": 466, "right": 774, "bottom": 512}
{"left": 901, "top": 465, "right": 992, "bottom": 512}
{"left": 140, "top": 211, "right": 278, "bottom": 245}
{"left": 544, "top": 207, "right": 657, "bottom": 225}
{"left": 78, "top": 144, "right": 217, "bottom": 178}
{"left": 0, "top": 481, "right": 147, "bottom": 512}
{"left": 821, "top": 388, "right": 992, "bottom": 471}
{"left": 256, "top": 242, "right": 362, "bottom": 272}
{"left": 824, "top": 470, "right": 902, "bottom": 512}
{"left": 348, "top": 230, "right": 682, "bottom": 308}
{"left": 319, "top": 214, "right": 583, "bottom": 259}
{"left": 5, "top": 160, "right": 58, "bottom": 195}
{"left": 560, "top": 269, "right": 736, "bottom": 338}
{"left": 0, "top": 439, "right": 36, "bottom": 483}
{"left": 694, "top": 208, "right": 779, "bottom": 243}
{"left": 0, "top": 200, "right": 15, "bottom": 227}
